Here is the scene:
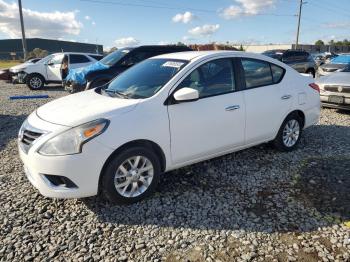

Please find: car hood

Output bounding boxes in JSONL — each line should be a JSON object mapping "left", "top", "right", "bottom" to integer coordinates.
{"left": 317, "top": 72, "right": 350, "bottom": 86}
{"left": 321, "top": 63, "right": 347, "bottom": 70}
{"left": 9, "top": 62, "right": 31, "bottom": 72}
{"left": 36, "top": 89, "right": 140, "bottom": 127}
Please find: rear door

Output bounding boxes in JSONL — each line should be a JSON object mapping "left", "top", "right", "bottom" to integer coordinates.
{"left": 69, "top": 54, "right": 94, "bottom": 69}
{"left": 239, "top": 58, "right": 292, "bottom": 144}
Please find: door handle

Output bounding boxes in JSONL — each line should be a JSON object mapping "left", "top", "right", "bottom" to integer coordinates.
{"left": 281, "top": 95, "right": 292, "bottom": 100}
{"left": 225, "top": 105, "right": 240, "bottom": 111}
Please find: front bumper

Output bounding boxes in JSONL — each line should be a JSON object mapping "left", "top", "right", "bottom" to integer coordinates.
{"left": 320, "top": 93, "right": 350, "bottom": 111}
{"left": 18, "top": 114, "right": 114, "bottom": 199}
{"left": 11, "top": 71, "right": 27, "bottom": 84}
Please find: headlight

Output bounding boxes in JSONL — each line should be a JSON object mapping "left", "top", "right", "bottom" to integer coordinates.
{"left": 38, "top": 119, "right": 109, "bottom": 156}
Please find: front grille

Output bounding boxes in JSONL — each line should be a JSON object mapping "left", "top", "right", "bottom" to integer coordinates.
{"left": 19, "top": 121, "right": 45, "bottom": 153}
{"left": 21, "top": 130, "right": 43, "bottom": 146}
{"left": 324, "top": 85, "right": 350, "bottom": 94}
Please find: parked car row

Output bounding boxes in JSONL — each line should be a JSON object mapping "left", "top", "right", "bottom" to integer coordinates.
{"left": 2, "top": 46, "right": 349, "bottom": 113}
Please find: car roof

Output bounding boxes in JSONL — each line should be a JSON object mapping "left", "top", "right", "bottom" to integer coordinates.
{"left": 153, "top": 50, "right": 277, "bottom": 63}
{"left": 51, "top": 52, "right": 103, "bottom": 56}
{"left": 132, "top": 45, "right": 192, "bottom": 51}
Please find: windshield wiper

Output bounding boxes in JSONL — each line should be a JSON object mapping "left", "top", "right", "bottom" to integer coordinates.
{"left": 103, "top": 89, "right": 130, "bottom": 99}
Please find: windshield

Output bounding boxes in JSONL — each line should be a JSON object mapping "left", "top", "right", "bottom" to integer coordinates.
{"left": 37, "top": 54, "right": 54, "bottom": 64}
{"left": 331, "top": 55, "right": 350, "bottom": 64}
{"left": 100, "top": 48, "right": 132, "bottom": 66}
{"left": 104, "top": 58, "right": 188, "bottom": 99}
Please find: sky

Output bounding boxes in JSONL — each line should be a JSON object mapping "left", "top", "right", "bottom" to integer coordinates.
{"left": 0, "top": 0, "right": 349, "bottom": 50}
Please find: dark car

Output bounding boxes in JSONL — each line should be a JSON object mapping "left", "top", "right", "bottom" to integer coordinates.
{"left": 0, "top": 69, "right": 11, "bottom": 82}
{"left": 64, "top": 45, "right": 192, "bottom": 93}
{"left": 262, "top": 49, "right": 317, "bottom": 77}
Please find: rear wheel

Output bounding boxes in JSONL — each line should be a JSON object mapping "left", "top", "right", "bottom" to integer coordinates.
{"left": 101, "top": 147, "right": 161, "bottom": 204}
{"left": 26, "top": 74, "right": 45, "bottom": 90}
{"left": 273, "top": 113, "right": 303, "bottom": 152}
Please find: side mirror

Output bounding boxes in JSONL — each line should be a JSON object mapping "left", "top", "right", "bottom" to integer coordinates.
{"left": 173, "top": 87, "right": 199, "bottom": 102}
{"left": 47, "top": 62, "right": 54, "bottom": 66}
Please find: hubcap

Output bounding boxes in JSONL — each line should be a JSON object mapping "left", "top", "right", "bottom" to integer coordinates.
{"left": 30, "top": 77, "right": 42, "bottom": 89}
{"left": 282, "top": 119, "right": 300, "bottom": 147}
{"left": 114, "top": 156, "right": 154, "bottom": 198}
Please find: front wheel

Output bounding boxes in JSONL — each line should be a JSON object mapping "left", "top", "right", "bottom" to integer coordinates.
{"left": 101, "top": 147, "right": 161, "bottom": 204}
{"left": 273, "top": 114, "right": 303, "bottom": 152}
{"left": 26, "top": 74, "right": 45, "bottom": 90}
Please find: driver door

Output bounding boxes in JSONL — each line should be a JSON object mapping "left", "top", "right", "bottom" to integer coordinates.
{"left": 46, "top": 54, "right": 64, "bottom": 81}
{"left": 168, "top": 58, "right": 245, "bottom": 165}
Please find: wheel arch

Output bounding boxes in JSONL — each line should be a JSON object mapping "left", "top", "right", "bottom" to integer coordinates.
{"left": 283, "top": 109, "right": 305, "bottom": 128}
{"left": 25, "top": 72, "right": 46, "bottom": 83}
{"left": 98, "top": 139, "right": 167, "bottom": 193}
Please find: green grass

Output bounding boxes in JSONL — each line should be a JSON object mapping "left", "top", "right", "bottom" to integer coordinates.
{"left": 0, "top": 60, "right": 21, "bottom": 69}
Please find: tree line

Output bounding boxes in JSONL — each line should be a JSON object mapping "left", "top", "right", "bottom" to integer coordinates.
{"left": 315, "top": 39, "right": 350, "bottom": 46}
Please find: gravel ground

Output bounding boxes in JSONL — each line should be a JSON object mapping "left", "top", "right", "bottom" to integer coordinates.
{"left": 0, "top": 82, "right": 349, "bottom": 262}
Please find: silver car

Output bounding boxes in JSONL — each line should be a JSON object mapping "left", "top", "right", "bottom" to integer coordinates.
{"left": 317, "top": 66, "right": 350, "bottom": 110}
{"left": 318, "top": 54, "right": 350, "bottom": 77}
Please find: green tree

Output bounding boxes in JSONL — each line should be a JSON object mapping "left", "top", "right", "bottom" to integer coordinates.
{"left": 315, "top": 40, "right": 325, "bottom": 46}
{"left": 27, "top": 48, "right": 48, "bottom": 59}
{"left": 238, "top": 44, "right": 245, "bottom": 51}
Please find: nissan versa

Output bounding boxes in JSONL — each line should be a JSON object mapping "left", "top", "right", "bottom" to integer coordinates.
{"left": 18, "top": 51, "right": 320, "bottom": 204}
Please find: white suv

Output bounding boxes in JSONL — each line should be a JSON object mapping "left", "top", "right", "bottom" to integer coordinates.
{"left": 12, "top": 52, "right": 102, "bottom": 90}
{"left": 18, "top": 51, "right": 320, "bottom": 204}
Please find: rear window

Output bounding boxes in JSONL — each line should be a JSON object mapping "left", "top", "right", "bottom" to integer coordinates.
{"left": 271, "top": 64, "right": 285, "bottom": 83}
{"left": 70, "top": 54, "right": 90, "bottom": 64}
{"left": 241, "top": 59, "right": 273, "bottom": 88}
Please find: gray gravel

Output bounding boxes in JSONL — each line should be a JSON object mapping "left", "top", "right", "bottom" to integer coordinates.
{"left": 1, "top": 82, "right": 350, "bottom": 262}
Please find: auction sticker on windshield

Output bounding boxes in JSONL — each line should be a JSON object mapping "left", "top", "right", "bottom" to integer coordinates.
{"left": 162, "top": 61, "right": 184, "bottom": 68}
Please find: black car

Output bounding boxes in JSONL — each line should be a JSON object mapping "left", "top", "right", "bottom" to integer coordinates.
{"left": 64, "top": 45, "right": 192, "bottom": 93}
{"left": 262, "top": 49, "right": 317, "bottom": 77}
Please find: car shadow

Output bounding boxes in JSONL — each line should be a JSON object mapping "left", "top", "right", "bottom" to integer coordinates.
{"left": 0, "top": 114, "right": 27, "bottom": 151}
{"left": 83, "top": 124, "right": 350, "bottom": 234}
{"left": 40, "top": 84, "right": 65, "bottom": 92}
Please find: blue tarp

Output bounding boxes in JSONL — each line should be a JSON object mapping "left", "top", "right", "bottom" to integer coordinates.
{"left": 331, "top": 55, "right": 350, "bottom": 64}
{"left": 65, "top": 61, "right": 109, "bottom": 85}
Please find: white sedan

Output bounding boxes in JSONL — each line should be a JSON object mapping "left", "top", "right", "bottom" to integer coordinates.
{"left": 18, "top": 51, "right": 320, "bottom": 204}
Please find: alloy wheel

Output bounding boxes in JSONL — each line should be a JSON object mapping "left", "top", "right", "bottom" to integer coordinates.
{"left": 282, "top": 119, "right": 300, "bottom": 147}
{"left": 114, "top": 156, "right": 154, "bottom": 198}
{"left": 29, "top": 77, "right": 42, "bottom": 89}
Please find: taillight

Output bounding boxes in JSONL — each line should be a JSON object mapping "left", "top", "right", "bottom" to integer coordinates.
{"left": 309, "top": 83, "right": 320, "bottom": 93}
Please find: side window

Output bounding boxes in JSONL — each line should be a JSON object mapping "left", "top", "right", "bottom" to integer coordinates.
{"left": 49, "top": 54, "right": 64, "bottom": 64}
{"left": 271, "top": 64, "right": 285, "bottom": 83}
{"left": 122, "top": 51, "right": 150, "bottom": 66}
{"left": 241, "top": 59, "right": 273, "bottom": 88}
{"left": 283, "top": 51, "right": 296, "bottom": 62}
{"left": 177, "top": 58, "right": 235, "bottom": 98}
{"left": 70, "top": 54, "right": 90, "bottom": 64}
{"left": 90, "top": 55, "right": 103, "bottom": 61}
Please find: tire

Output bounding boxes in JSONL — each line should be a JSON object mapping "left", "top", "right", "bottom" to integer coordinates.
{"left": 26, "top": 74, "right": 45, "bottom": 90}
{"left": 306, "top": 69, "right": 315, "bottom": 78}
{"left": 101, "top": 146, "right": 161, "bottom": 204}
{"left": 273, "top": 113, "right": 303, "bottom": 152}
{"left": 86, "top": 79, "right": 108, "bottom": 90}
